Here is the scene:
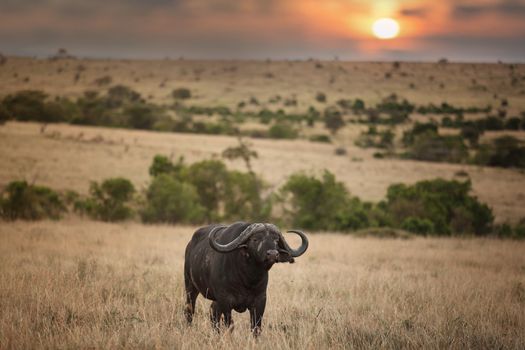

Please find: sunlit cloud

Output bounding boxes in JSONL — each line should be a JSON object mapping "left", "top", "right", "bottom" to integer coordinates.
{"left": 0, "top": 0, "right": 523, "bottom": 61}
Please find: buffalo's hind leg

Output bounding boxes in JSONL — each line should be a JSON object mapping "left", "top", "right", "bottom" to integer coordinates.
{"left": 184, "top": 273, "right": 198, "bottom": 324}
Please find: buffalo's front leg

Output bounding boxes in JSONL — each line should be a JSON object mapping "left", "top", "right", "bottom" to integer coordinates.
{"left": 223, "top": 309, "right": 234, "bottom": 330}
{"left": 209, "top": 301, "right": 222, "bottom": 331}
{"left": 184, "top": 274, "right": 198, "bottom": 324}
{"left": 249, "top": 294, "right": 266, "bottom": 337}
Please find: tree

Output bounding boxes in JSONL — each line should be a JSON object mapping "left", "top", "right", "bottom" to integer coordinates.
{"left": 80, "top": 178, "right": 135, "bottom": 221}
{"left": 324, "top": 107, "right": 345, "bottom": 134}
{"left": 222, "top": 136, "right": 258, "bottom": 173}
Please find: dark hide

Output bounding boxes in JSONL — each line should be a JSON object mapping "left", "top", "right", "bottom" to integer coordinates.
{"left": 183, "top": 222, "right": 307, "bottom": 335}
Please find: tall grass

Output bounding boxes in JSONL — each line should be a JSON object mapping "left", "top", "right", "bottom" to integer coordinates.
{"left": 1, "top": 219, "right": 523, "bottom": 349}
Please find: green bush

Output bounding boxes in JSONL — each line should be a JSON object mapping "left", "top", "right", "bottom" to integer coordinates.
{"left": 279, "top": 170, "right": 366, "bottom": 231}
{"left": 514, "top": 219, "right": 525, "bottom": 239}
{"left": 505, "top": 117, "right": 522, "bottom": 130}
{"left": 106, "top": 85, "right": 141, "bottom": 108}
{"left": 409, "top": 132, "right": 468, "bottom": 163}
{"left": 187, "top": 160, "right": 229, "bottom": 221}
{"left": 0, "top": 181, "right": 66, "bottom": 220}
{"left": 402, "top": 122, "right": 438, "bottom": 146}
{"left": 73, "top": 92, "right": 116, "bottom": 126}
{"left": 460, "top": 122, "right": 483, "bottom": 147}
{"left": 324, "top": 107, "right": 345, "bottom": 134}
{"left": 401, "top": 217, "right": 435, "bottom": 235}
{"left": 80, "top": 178, "right": 135, "bottom": 221}
{"left": 386, "top": 179, "right": 493, "bottom": 235}
{"left": 141, "top": 174, "right": 204, "bottom": 224}
{"left": 149, "top": 155, "right": 185, "bottom": 177}
{"left": 2, "top": 90, "right": 71, "bottom": 123}
{"left": 316, "top": 92, "right": 327, "bottom": 103}
{"left": 376, "top": 95, "right": 415, "bottom": 114}
{"left": 309, "top": 134, "right": 331, "bottom": 143}
{"left": 224, "top": 171, "right": 270, "bottom": 222}
{"left": 172, "top": 88, "right": 191, "bottom": 99}
{"left": 144, "top": 155, "right": 268, "bottom": 223}
{"left": 123, "top": 103, "right": 159, "bottom": 130}
{"left": 353, "top": 99, "right": 365, "bottom": 113}
{"left": 0, "top": 104, "right": 11, "bottom": 124}
{"left": 268, "top": 122, "right": 298, "bottom": 139}
{"left": 478, "top": 136, "right": 525, "bottom": 168}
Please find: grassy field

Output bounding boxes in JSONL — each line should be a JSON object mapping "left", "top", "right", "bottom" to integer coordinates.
{"left": 0, "top": 220, "right": 524, "bottom": 349}
{"left": 1, "top": 57, "right": 525, "bottom": 348}
{"left": 2, "top": 57, "right": 524, "bottom": 111}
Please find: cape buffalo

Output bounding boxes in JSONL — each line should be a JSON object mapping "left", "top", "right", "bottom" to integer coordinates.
{"left": 184, "top": 222, "right": 309, "bottom": 335}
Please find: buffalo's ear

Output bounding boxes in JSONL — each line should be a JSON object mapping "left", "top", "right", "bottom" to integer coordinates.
{"left": 277, "top": 239, "right": 294, "bottom": 263}
{"left": 277, "top": 250, "right": 295, "bottom": 263}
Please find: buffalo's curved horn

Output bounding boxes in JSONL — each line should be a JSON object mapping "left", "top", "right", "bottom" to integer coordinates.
{"left": 279, "top": 230, "right": 309, "bottom": 257}
{"left": 209, "top": 223, "right": 263, "bottom": 253}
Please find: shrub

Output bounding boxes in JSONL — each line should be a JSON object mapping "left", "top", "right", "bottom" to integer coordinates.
{"left": 73, "top": 92, "right": 116, "bottom": 126}
{"left": 172, "top": 88, "right": 191, "bottom": 99}
{"left": 2, "top": 90, "right": 69, "bottom": 123}
{"left": 481, "top": 136, "right": 525, "bottom": 168}
{"left": 94, "top": 75, "right": 112, "bottom": 86}
{"left": 401, "top": 217, "right": 435, "bottom": 235}
{"left": 149, "top": 155, "right": 185, "bottom": 177}
{"left": 144, "top": 155, "right": 267, "bottom": 222}
{"left": 123, "top": 103, "right": 159, "bottom": 130}
{"left": 106, "top": 85, "right": 141, "bottom": 108}
{"left": 505, "top": 117, "right": 522, "bottom": 130}
{"left": 309, "top": 134, "right": 331, "bottom": 143}
{"left": 224, "top": 171, "right": 270, "bottom": 222}
{"left": 334, "top": 147, "right": 347, "bottom": 155}
{"left": 324, "top": 107, "right": 345, "bottom": 134}
{"left": 268, "top": 122, "right": 298, "bottom": 139}
{"left": 0, "top": 181, "right": 66, "bottom": 220}
{"left": 514, "top": 218, "right": 525, "bottom": 239}
{"left": 81, "top": 178, "right": 135, "bottom": 221}
{"left": 222, "top": 137, "right": 259, "bottom": 173}
{"left": 316, "top": 92, "right": 327, "bottom": 103}
{"left": 279, "top": 170, "right": 362, "bottom": 231}
{"left": 460, "top": 122, "right": 483, "bottom": 147}
{"left": 187, "top": 160, "right": 230, "bottom": 221}
{"left": 336, "top": 99, "right": 353, "bottom": 110}
{"left": 409, "top": 133, "right": 468, "bottom": 163}
{"left": 140, "top": 174, "right": 204, "bottom": 224}
{"left": 402, "top": 122, "right": 438, "bottom": 146}
{"left": 353, "top": 99, "right": 365, "bottom": 113}
{"left": 0, "top": 104, "right": 11, "bottom": 124}
{"left": 386, "top": 179, "right": 493, "bottom": 235}
{"left": 376, "top": 95, "right": 415, "bottom": 114}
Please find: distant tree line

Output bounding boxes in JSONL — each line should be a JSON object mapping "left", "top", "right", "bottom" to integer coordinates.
{"left": 2, "top": 88, "right": 525, "bottom": 169}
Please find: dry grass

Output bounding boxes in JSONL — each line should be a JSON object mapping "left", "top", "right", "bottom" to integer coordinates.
{"left": 1, "top": 58, "right": 524, "bottom": 111}
{"left": 1, "top": 219, "right": 524, "bottom": 349}
{"left": 1, "top": 58, "right": 524, "bottom": 348}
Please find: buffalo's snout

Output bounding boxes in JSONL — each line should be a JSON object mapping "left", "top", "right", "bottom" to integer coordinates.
{"left": 266, "top": 249, "right": 279, "bottom": 262}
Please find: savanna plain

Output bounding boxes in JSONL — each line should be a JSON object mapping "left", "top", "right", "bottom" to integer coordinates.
{"left": 1, "top": 57, "right": 525, "bottom": 349}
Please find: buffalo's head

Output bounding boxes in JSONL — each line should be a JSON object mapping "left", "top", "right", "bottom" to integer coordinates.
{"left": 209, "top": 223, "right": 309, "bottom": 269}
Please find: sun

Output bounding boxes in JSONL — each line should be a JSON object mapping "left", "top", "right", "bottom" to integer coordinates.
{"left": 372, "top": 18, "right": 400, "bottom": 40}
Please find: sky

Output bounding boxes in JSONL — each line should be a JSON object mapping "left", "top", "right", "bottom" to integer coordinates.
{"left": 0, "top": 0, "right": 524, "bottom": 62}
